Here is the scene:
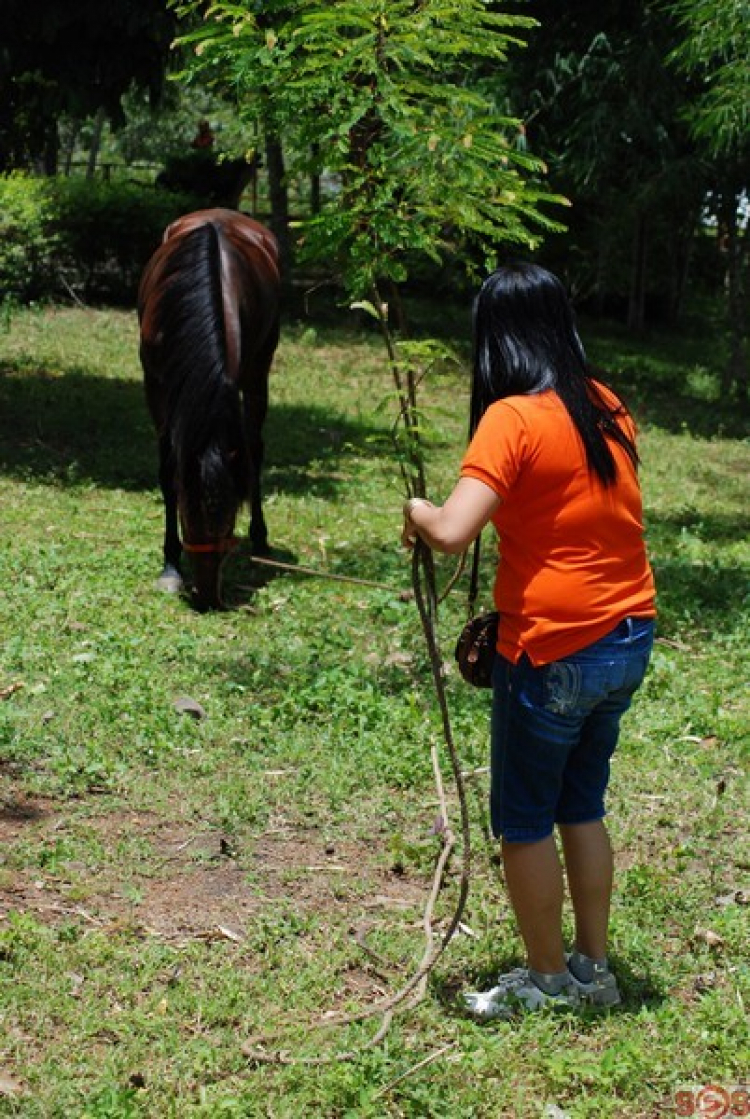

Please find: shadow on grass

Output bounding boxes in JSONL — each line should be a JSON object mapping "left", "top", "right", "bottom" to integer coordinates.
{"left": 153, "top": 531, "right": 410, "bottom": 617}
{"left": 220, "top": 544, "right": 303, "bottom": 606}
{"left": 628, "top": 385, "right": 749, "bottom": 440}
{"left": 649, "top": 558, "right": 748, "bottom": 637}
{"left": 0, "top": 364, "right": 390, "bottom": 496}
{"left": 0, "top": 363, "right": 155, "bottom": 489}
{"left": 651, "top": 510, "right": 750, "bottom": 547}
{"left": 647, "top": 508, "right": 749, "bottom": 636}
{"left": 585, "top": 327, "right": 750, "bottom": 441}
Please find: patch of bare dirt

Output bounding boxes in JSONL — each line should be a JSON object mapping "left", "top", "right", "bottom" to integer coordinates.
{"left": 0, "top": 794, "right": 56, "bottom": 833}
{"left": 0, "top": 795, "right": 427, "bottom": 944}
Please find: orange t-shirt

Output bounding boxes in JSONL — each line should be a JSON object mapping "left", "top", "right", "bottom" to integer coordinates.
{"left": 460, "top": 384, "right": 656, "bottom": 665}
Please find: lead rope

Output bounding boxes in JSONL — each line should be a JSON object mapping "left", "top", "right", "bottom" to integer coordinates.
{"left": 410, "top": 539, "right": 473, "bottom": 922}
{"left": 467, "top": 534, "right": 482, "bottom": 620}
{"left": 242, "top": 540, "right": 473, "bottom": 1066}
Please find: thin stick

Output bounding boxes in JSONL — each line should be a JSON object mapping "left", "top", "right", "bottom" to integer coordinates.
{"left": 372, "top": 1042, "right": 458, "bottom": 1100}
{"left": 60, "top": 276, "right": 87, "bottom": 309}
{"left": 242, "top": 551, "right": 459, "bottom": 606}
{"left": 239, "top": 554, "right": 402, "bottom": 594}
{"left": 153, "top": 832, "right": 202, "bottom": 869}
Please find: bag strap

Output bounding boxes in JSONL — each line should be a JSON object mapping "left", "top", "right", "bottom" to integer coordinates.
{"left": 467, "top": 534, "right": 481, "bottom": 620}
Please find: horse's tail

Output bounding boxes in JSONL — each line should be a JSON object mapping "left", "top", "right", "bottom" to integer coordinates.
{"left": 155, "top": 221, "right": 249, "bottom": 518}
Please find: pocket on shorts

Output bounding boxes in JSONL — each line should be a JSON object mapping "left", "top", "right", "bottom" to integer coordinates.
{"left": 542, "top": 658, "right": 619, "bottom": 716}
{"left": 543, "top": 661, "right": 583, "bottom": 715}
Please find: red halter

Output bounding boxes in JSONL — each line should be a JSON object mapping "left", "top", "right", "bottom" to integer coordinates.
{"left": 182, "top": 537, "right": 238, "bottom": 555}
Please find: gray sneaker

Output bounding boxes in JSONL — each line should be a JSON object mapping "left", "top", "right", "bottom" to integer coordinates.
{"left": 463, "top": 967, "right": 581, "bottom": 1021}
{"left": 566, "top": 958, "right": 621, "bottom": 1007}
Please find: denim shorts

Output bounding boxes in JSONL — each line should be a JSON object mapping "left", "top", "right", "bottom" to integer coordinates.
{"left": 490, "top": 617, "right": 655, "bottom": 843}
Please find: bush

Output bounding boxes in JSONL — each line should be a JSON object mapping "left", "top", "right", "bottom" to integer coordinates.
{"left": 0, "top": 172, "right": 60, "bottom": 302}
{"left": 0, "top": 173, "right": 201, "bottom": 305}
{"left": 47, "top": 177, "right": 201, "bottom": 302}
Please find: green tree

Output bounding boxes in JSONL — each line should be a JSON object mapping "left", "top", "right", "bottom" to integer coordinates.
{"left": 668, "top": 0, "right": 749, "bottom": 396}
{"left": 175, "top": 0, "right": 563, "bottom": 291}
{"left": 669, "top": 0, "right": 750, "bottom": 156}
{"left": 506, "top": 0, "right": 707, "bottom": 330}
{"left": 174, "top": 1, "right": 298, "bottom": 272}
{"left": 174, "top": 0, "right": 565, "bottom": 491}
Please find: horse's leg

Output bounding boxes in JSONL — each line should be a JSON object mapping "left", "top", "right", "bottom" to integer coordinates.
{"left": 157, "top": 434, "right": 184, "bottom": 593}
{"left": 242, "top": 379, "right": 269, "bottom": 554}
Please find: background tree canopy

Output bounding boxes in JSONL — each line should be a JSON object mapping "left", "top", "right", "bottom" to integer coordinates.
{"left": 173, "top": 0, "right": 565, "bottom": 297}
{"left": 0, "top": 0, "right": 177, "bottom": 172}
{"left": 0, "top": 0, "right": 747, "bottom": 392}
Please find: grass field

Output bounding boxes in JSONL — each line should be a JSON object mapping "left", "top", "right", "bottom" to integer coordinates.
{"left": 0, "top": 302, "right": 748, "bottom": 1117}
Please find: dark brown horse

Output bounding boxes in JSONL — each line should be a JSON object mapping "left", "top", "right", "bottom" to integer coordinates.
{"left": 138, "top": 209, "right": 280, "bottom": 610}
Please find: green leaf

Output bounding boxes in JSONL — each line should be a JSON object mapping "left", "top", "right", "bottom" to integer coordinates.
{"left": 350, "top": 300, "right": 381, "bottom": 320}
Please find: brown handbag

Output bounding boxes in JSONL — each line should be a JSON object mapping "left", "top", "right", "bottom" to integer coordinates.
{"left": 454, "top": 536, "right": 497, "bottom": 688}
{"left": 455, "top": 610, "right": 499, "bottom": 687}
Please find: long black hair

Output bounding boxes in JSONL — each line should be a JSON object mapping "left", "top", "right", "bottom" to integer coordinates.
{"left": 470, "top": 263, "right": 638, "bottom": 485}
{"left": 155, "top": 222, "right": 249, "bottom": 525}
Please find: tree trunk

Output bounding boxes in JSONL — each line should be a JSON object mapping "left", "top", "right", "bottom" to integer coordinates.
{"left": 665, "top": 205, "right": 702, "bottom": 325}
{"left": 592, "top": 225, "right": 610, "bottom": 316}
{"left": 86, "top": 107, "right": 107, "bottom": 180}
{"left": 41, "top": 117, "right": 60, "bottom": 176}
{"left": 310, "top": 143, "right": 321, "bottom": 215}
{"left": 720, "top": 192, "right": 748, "bottom": 399}
{"left": 264, "top": 132, "right": 292, "bottom": 281}
{"left": 62, "top": 122, "right": 80, "bottom": 176}
{"left": 627, "top": 212, "right": 648, "bottom": 332}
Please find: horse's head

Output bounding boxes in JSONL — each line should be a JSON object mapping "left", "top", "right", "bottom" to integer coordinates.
{"left": 180, "top": 442, "right": 247, "bottom": 610}
{"left": 181, "top": 535, "right": 235, "bottom": 611}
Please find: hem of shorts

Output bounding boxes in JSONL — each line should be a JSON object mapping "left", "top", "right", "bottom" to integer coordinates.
{"left": 493, "top": 824, "right": 555, "bottom": 844}
{"left": 555, "top": 810, "right": 606, "bottom": 827}
{"left": 495, "top": 811, "right": 606, "bottom": 842}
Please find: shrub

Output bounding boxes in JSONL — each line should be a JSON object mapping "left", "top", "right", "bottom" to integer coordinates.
{"left": 0, "top": 172, "right": 59, "bottom": 302}
{"left": 47, "top": 177, "right": 201, "bottom": 303}
{"left": 0, "top": 173, "right": 200, "bottom": 306}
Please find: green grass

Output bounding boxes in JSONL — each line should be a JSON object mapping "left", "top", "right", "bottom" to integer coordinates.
{"left": 0, "top": 304, "right": 748, "bottom": 1117}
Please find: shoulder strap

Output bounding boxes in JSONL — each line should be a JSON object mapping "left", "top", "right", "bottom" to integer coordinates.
{"left": 467, "top": 534, "right": 481, "bottom": 620}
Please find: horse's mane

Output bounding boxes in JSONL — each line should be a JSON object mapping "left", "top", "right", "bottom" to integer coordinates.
{"left": 154, "top": 223, "right": 249, "bottom": 526}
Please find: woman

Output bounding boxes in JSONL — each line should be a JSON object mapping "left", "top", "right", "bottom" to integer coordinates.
{"left": 402, "top": 264, "right": 655, "bottom": 1019}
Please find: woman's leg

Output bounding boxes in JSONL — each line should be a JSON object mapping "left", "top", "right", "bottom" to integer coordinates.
{"left": 501, "top": 835, "right": 567, "bottom": 975}
{"left": 559, "top": 819, "right": 613, "bottom": 961}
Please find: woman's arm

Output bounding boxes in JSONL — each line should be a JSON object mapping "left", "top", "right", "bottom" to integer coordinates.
{"left": 402, "top": 477, "right": 501, "bottom": 555}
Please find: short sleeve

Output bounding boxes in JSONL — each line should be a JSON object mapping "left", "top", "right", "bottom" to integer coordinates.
{"left": 460, "top": 401, "right": 529, "bottom": 498}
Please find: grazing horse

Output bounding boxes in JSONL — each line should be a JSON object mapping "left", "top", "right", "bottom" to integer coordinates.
{"left": 138, "top": 208, "right": 280, "bottom": 610}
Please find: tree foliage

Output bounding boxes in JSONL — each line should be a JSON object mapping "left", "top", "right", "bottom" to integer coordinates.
{"left": 173, "top": 0, "right": 566, "bottom": 299}
{"left": 666, "top": 0, "right": 749, "bottom": 395}
{"left": 503, "top": 1, "right": 723, "bottom": 328}
{"left": 668, "top": 0, "right": 750, "bottom": 156}
{"left": 0, "top": 0, "right": 177, "bottom": 172}
{"left": 172, "top": 0, "right": 569, "bottom": 498}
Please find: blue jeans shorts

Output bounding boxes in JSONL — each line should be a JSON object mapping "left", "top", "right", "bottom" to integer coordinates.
{"left": 490, "top": 616, "right": 654, "bottom": 843}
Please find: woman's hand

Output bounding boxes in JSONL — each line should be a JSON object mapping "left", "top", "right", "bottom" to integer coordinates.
{"left": 401, "top": 479, "right": 501, "bottom": 554}
{"left": 402, "top": 497, "right": 434, "bottom": 550}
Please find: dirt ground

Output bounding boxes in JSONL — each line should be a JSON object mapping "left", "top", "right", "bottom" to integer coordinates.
{"left": 0, "top": 793, "right": 427, "bottom": 945}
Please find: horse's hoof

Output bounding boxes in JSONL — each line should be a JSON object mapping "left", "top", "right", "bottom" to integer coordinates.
{"left": 190, "top": 588, "right": 224, "bottom": 613}
{"left": 156, "top": 568, "right": 184, "bottom": 594}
